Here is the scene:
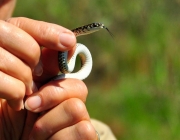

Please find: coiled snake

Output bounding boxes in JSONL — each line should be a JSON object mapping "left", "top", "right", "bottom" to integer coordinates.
{"left": 53, "top": 23, "right": 112, "bottom": 80}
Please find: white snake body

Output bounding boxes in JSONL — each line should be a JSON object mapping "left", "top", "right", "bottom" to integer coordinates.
{"left": 53, "top": 23, "right": 111, "bottom": 80}
{"left": 53, "top": 43, "right": 92, "bottom": 80}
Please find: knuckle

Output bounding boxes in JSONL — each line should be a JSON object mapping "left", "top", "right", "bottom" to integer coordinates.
{"left": 6, "top": 17, "right": 28, "bottom": 28}
{"left": 33, "top": 121, "right": 44, "bottom": 135}
{"left": 76, "top": 121, "right": 97, "bottom": 140}
{"left": 6, "top": 18, "right": 40, "bottom": 68}
{"left": 65, "top": 98, "right": 88, "bottom": 121}
{"left": 15, "top": 83, "right": 25, "bottom": 99}
{"left": 0, "top": 71, "right": 25, "bottom": 100}
{"left": 5, "top": 18, "right": 18, "bottom": 26}
{"left": 68, "top": 79, "right": 88, "bottom": 101}
{"left": 11, "top": 81, "right": 25, "bottom": 100}
{"left": 20, "top": 67, "right": 32, "bottom": 84}
{"left": 40, "top": 25, "right": 52, "bottom": 37}
{"left": 40, "top": 25, "right": 60, "bottom": 46}
{"left": 38, "top": 25, "right": 53, "bottom": 43}
{"left": 33, "top": 120, "right": 53, "bottom": 137}
{"left": 0, "top": 47, "right": 32, "bottom": 85}
{"left": 76, "top": 80, "right": 88, "bottom": 96}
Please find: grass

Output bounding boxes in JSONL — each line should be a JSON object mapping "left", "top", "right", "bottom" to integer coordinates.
{"left": 86, "top": 74, "right": 180, "bottom": 139}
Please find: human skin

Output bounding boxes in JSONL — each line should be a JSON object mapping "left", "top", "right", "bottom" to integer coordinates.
{"left": 0, "top": 0, "right": 16, "bottom": 19}
{"left": 0, "top": 1, "right": 97, "bottom": 139}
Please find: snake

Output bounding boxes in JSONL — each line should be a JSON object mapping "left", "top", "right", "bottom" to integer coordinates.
{"left": 52, "top": 23, "right": 112, "bottom": 80}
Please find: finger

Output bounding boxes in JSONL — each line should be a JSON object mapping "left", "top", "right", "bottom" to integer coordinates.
{"left": 0, "top": 47, "right": 33, "bottom": 94}
{"left": 0, "top": 71, "right": 25, "bottom": 110}
{"left": 29, "top": 98, "right": 90, "bottom": 140}
{"left": 20, "top": 111, "right": 39, "bottom": 140}
{"left": 6, "top": 17, "right": 76, "bottom": 51}
{"left": 6, "top": 17, "right": 76, "bottom": 79}
{"left": 25, "top": 79, "right": 88, "bottom": 112}
{"left": 33, "top": 47, "right": 76, "bottom": 86}
{"left": 50, "top": 121, "right": 97, "bottom": 140}
{"left": 0, "top": 20, "right": 40, "bottom": 69}
{"left": 0, "top": 0, "right": 16, "bottom": 20}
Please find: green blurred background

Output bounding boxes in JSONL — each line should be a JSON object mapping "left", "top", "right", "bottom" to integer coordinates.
{"left": 14, "top": 0, "right": 180, "bottom": 139}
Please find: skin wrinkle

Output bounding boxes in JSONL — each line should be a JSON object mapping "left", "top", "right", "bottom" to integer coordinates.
{"left": 75, "top": 121, "right": 96, "bottom": 140}
{"left": 40, "top": 84, "right": 65, "bottom": 109}
{"left": 6, "top": 20, "right": 40, "bottom": 67}
{"left": 6, "top": 17, "right": 20, "bottom": 28}
{"left": 0, "top": 20, "right": 40, "bottom": 69}
{"left": 12, "top": 32, "right": 40, "bottom": 68}
{"left": 38, "top": 24, "right": 56, "bottom": 46}
{"left": 62, "top": 101, "right": 73, "bottom": 126}
{"left": 75, "top": 123, "right": 84, "bottom": 140}
{"left": 51, "top": 85, "right": 66, "bottom": 104}
{"left": 0, "top": 72, "right": 14, "bottom": 97}
{"left": 8, "top": 17, "right": 76, "bottom": 51}
{"left": 60, "top": 84, "right": 70, "bottom": 100}
{"left": 9, "top": 18, "right": 58, "bottom": 48}
{"left": 55, "top": 80, "right": 87, "bottom": 102}
{"left": 0, "top": 48, "right": 32, "bottom": 90}
{"left": 33, "top": 90, "right": 57, "bottom": 112}
{"left": 72, "top": 81, "right": 88, "bottom": 102}
{"left": 6, "top": 81, "right": 25, "bottom": 101}
{"left": 0, "top": 71, "right": 25, "bottom": 110}
{"left": 65, "top": 99, "right": 89, "bottom": 125}
{"left": 34, "top": 111, "right": 59, "bottom": 138}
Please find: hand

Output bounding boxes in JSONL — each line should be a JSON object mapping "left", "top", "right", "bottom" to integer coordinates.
{"left": 24, "top": 79, "right": 96, "bottom": 140}
{"left": 0, "top": 19, "right": 40, "bottom": 110}
{"left": 0, "top": 17, "right": 97, "bottom": 140}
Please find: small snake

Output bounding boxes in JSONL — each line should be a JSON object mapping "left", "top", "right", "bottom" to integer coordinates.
{"left": 53, "top": 23, "right": 112, "bottom": 80}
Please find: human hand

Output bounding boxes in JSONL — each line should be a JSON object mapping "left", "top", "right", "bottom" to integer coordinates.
{"left": 0, "top": 17, "right": 97, "bottom": 140}
{"left": 0, "top": 19, "right": 41, "bottom": 110}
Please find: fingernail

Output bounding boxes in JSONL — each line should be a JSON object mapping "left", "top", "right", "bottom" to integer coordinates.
{"left": 59, "top": 32, "right": 76, "bottom": 48}
{"left": 25, "top": 96, "right": 41, "bottom": 110}
{"left": 33, "top": 60, "right": 43, "bottom": 76}
{"left": 32, "top": 81, "right": 38, "bottom": 92}
{"left": 26, "top": 81, "right": 36, "bottom": 96}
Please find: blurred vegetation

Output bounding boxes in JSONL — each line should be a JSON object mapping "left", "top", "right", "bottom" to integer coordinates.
{"left": 14, "top": 0, "right": 180, "bottom": 139}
